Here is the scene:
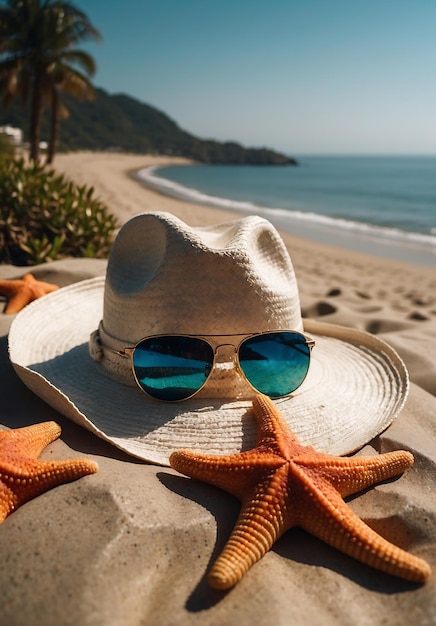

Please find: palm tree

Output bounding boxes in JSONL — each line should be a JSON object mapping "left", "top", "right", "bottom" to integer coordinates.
{"left": 0, "top": 0, "right": 101, "bottom": 163}
{"left": 42, "top": 4, "right": 101, "bottom": 163}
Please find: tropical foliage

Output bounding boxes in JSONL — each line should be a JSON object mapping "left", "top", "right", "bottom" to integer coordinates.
{"left": 0, "top": 156, "right": 118, "bottom": 265}
{"left": 0, "top": 0, "right": 100, "bottom": 163}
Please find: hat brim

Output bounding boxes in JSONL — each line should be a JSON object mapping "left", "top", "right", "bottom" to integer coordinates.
{"left": 8, "top": 276, "right": 409, "bottom": 466}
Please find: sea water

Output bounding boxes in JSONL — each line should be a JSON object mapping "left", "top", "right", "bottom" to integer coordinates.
{"left": 136, "top": 155, "right": 436, "bottom": 267}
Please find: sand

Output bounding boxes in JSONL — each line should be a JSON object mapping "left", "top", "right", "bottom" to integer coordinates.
{"left": 0, "top": 152, "right": 435, "bottom": 625}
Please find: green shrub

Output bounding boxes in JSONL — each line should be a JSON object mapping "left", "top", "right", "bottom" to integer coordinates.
{"left": 0, "top": 157, "right": 118, "bottom": 265}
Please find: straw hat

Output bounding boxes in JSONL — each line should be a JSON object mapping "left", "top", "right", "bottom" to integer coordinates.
{"left": 8, "top": 212, "right": 408, "bottom": 465}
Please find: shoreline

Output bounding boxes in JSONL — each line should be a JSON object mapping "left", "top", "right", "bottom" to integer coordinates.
{"left": 134, "top": 163, "right": 436, "bottom": 268}
{"left": 52, "top": 150, "right": 436, "bottom": 278}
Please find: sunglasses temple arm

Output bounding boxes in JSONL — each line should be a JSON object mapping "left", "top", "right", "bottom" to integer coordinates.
{"left": 292, "top": 339, "right": 315, "bottom": 357}
{"left": 104, "top": 346, "right": 134, "bottom": 359}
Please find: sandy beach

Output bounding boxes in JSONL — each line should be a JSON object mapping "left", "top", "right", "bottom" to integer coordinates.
{"left": 0, "top": 151, "right": 435, "bottom": 625}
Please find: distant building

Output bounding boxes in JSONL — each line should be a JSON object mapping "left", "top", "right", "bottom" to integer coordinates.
{"left": 0, "top": 125, "right": 23, "bottom": 146}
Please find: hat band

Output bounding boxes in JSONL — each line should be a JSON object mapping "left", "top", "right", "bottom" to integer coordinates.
{"left": 89, "top": 323, "right": 136, "bottom": 386}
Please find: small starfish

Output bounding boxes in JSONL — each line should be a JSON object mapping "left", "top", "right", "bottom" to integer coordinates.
{"left": 0, "top": 273, "right": 59, "bottom": 314}
{"left": 0, "top": 422, "right": 98, "bottom": 522}
{"left": 170, "top": 394, "right": 431, "bottom": 589}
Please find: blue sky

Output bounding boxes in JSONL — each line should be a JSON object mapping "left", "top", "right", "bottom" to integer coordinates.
{"left": 79, "top": 0, "right": 436, "bottom": 156}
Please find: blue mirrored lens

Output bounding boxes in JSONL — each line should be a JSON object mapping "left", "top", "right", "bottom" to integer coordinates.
{"left": 239, "top": 332, "right": 310, "bottom": 398}
{"left": 132, "top": 336, "right": 214, "bottom": 401}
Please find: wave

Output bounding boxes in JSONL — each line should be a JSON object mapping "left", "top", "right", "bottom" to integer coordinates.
{"left": 135, "top": 166, "right": 436, "bottom": 255}
{"left": 136, "top": 166, "right": 260, "bottom": 212}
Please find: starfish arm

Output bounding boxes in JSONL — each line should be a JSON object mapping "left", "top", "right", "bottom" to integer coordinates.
{"left": 0, "top": 274, "right": 58, "bottom": 314}
{"left": 0, "top": 457, "right": 98, "bottom": 523}
{"left": 251, "top": 394, "right": 301, "bottom": 455}
{"left": 0, "top": 422, "right": 62, "bottom": 459}
{"left": 170, "top": 449, "right": 282, "bottom": 499}
{"left": 22, "top": 274, "right": 58, "bottom": 297}
{"left": 301, "top": 483, "right": 431, "bottom": 583}
{"left": 0, "top": 279, "right": 27, "bottom": 314}
{"left": 0, "top": 482, "right": 13, "bottom": 523}
{"left": 300, "top": 450, "right": 414, "bottom": 498}
{"left": 208, "top": 464, "right": 291, "bottom": 590}
{"left": 4, "top": 291, "right": 30, "bottom": 314}
{"left": 0, "top": 279, "right": 20, "bottom": 296}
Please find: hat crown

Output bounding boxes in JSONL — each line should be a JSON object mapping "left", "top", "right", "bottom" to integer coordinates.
{"left": 103, "top": 212, "right": 303, "bottom": 343}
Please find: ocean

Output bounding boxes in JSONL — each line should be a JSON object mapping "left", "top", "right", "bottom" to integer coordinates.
{"left": 136, "top": 155, "right": 436, "bottom": 267}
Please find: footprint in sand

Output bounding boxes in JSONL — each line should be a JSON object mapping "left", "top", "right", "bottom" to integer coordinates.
{"left": 366, "top": 319, "right": 420, "bottom": 334}
{"left": 301, "top": 301, "right": 337, "bottom": 318}
{"left": 355, "top": 290, "right": 371, "bottom": 300}
{"left": 408, "top": 311, "right": 430, "bottom": 321}
{"left": 354, "top": 304, "right": 384, "bottom": 314}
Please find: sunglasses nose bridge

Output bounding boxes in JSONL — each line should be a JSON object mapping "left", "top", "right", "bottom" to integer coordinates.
{"left": 213, "top": 342, "right": 238, "bottom": 365}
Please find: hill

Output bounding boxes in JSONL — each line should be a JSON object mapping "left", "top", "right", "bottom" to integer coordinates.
{"left": 0, "top": 87, "right": 297, "bottom": 165}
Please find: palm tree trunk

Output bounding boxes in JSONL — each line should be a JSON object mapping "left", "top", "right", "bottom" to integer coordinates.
{"left": 29, "top": 75, "right": 43, "bottom": 162}
{"left": 46, "top": 87, "right": 59, "bottom": 165}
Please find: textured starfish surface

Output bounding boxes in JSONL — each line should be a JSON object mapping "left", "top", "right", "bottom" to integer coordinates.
{"left": 0, "top": 273, "right": 59, "bottom": 314}
{"left": 0, "top": 422, "right": 98, "bottom": 522}
{"left": 170, "top": 394, "right": 431, "bottom": 589}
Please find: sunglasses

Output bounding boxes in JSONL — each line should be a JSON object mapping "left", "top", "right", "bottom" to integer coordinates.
{"left": 105, "top": 330, "right": 315, "bottom": 402}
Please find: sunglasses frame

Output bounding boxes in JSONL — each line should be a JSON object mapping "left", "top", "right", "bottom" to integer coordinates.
{"left": 106, "top": 330, "right": 315, "bottom": 402}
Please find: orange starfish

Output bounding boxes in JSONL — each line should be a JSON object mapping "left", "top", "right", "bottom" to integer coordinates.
{"left": 0, "top": 422, "right": 98, "bottom": 522}
{"left": 170, "top": 394, "right": 431, "bottom": 589}
{"left": 0, "top": 273, "right": 59, "bottom": 314}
